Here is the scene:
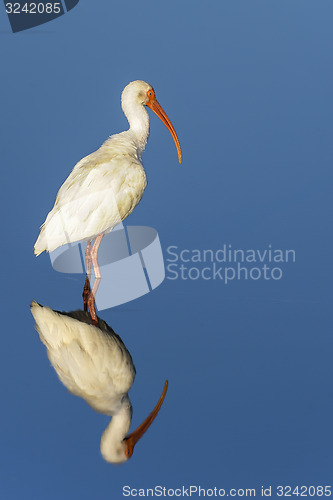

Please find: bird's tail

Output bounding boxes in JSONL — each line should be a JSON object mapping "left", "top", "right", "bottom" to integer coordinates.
{"left": 34, "top": 227, "right": 46, "bottom": 256}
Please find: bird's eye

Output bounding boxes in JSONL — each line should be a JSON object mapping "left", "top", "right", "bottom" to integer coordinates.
{"left": 147, "top": 89, "right": 155, "bottom": 98}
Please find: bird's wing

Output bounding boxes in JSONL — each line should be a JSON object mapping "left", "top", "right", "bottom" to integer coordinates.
{"left": 34, "top": 150, "right": 146, "bottom": 254}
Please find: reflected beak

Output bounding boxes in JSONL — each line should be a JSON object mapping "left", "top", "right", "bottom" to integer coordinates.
{"left": 146, "top": 97, "right": 182, "bottom": 164}
{"left": 124, "top": 380, "right": 168, "bottom": 458}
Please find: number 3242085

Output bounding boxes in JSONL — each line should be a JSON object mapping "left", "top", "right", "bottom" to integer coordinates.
{"left": 5, "top": 3, "right": 62, "bottom": 14}
{"left": 277, "top": 486, "right": 331, "bottom": 497}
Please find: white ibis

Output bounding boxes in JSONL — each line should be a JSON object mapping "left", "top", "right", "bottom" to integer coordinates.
{"left": 30, "top": 301, "right": 168, "bottom": 464}
{"left": 34, "top": 80, "right": 182, "bottom": 321}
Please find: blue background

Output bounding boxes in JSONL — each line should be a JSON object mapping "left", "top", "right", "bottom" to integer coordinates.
{"left": 0, "top": 1, "right": 332, "bottom": 498}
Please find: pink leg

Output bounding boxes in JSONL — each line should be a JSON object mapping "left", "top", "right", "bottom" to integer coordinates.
{"left": 85, "top": 241, "right": 92, "bottom": 275}
{"left": 87, "top": 234, "right": 104, "bottom": 325}
{"left": 90, "top": 234, "right": 104, "bottom": 279}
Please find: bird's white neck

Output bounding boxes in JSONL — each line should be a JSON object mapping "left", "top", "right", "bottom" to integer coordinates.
{"left": 100, "top": 397, "right": 132, "bottom": 463}
{"left": 122, "top": 100, "right": 150, "bottom": 157}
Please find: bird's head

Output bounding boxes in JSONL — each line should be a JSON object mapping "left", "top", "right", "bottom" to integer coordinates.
{"left": 121, "top": 80, "right": 182, "bottom": 163}
{"left": 101, "top": 380, "right": 168, "bottom": 464}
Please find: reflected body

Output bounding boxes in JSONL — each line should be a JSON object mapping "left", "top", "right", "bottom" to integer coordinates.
{"left": 31, "top": 302, "right": 168, "bottom": 464}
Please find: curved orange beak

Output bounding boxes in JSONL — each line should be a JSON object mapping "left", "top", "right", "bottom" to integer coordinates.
{"left": 146, "top": 96, "right": 182, "bottom": 164}
{"left": 124, "top": 380, "right": 168, "bottom": 458}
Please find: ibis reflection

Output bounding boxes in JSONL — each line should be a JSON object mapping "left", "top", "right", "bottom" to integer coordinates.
{"left": 31, "top": 301, "right": 168, "bottom": 464}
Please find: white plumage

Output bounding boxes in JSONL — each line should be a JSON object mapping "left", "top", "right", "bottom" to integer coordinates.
{"left": 31, "top": 301, "right": 168, "bottom": 464}
{"left": 34, "top": 80, "right": 182, "bottom": 256}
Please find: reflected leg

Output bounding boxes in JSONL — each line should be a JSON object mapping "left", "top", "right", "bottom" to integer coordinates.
{"left": 83, "top": 241, "right": 92, "bottom": 311}
{"left": 87, "top": 277, "right": 101, "bottom": 326}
